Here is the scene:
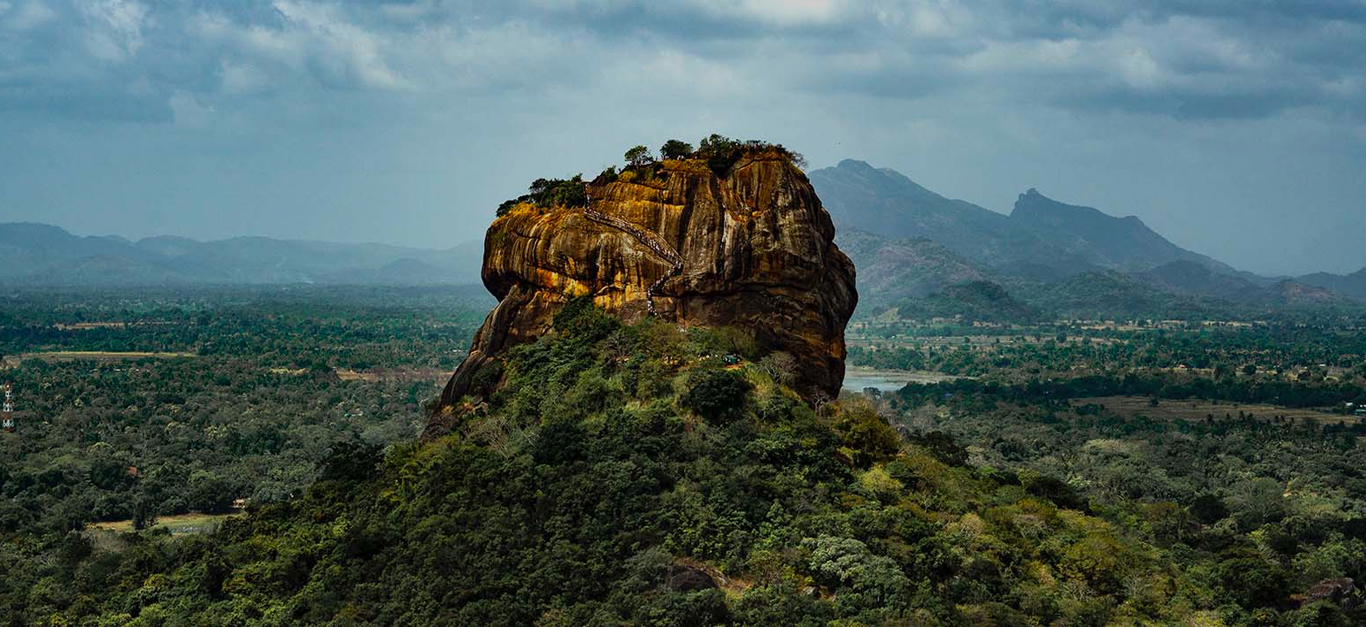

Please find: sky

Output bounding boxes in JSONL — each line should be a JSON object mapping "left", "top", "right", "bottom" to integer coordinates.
{"left": 1, "top": 0, "right": 1364, "bottom": 276}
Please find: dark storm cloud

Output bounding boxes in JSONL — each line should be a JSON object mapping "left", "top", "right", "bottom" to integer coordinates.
{"left": 2, "top": 0, "right": 1362, "bottom": 122}
{"left": 1, "top": 0, "right": 1364, "bottom": 275}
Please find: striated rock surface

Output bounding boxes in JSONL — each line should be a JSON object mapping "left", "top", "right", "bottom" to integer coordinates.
{"left": 428, "top": 151, "right": 857, "bottom": 437}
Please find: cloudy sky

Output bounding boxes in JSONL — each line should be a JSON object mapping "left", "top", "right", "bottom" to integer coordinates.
{"left": 1, "top": 0, "right": 1364, "bottom": 275}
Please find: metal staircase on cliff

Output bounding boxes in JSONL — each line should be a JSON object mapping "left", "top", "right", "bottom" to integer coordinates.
{"left": 583, "top": 194, "right": 684, "bottom": 316}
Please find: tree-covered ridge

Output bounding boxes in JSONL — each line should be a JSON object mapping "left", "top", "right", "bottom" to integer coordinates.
{"left": 10, "top": 298, "right": 1350, "bottom": 625}
{"left": 848, "top": 318, "right": 1366, "bottom": 383}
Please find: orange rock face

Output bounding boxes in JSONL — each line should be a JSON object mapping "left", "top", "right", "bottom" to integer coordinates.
{"left": 428, "top": 153, "right": 857, "bottom": 437}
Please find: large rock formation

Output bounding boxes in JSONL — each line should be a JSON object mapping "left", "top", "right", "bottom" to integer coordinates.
{"left": 428, "top": 151, "right": 856, "bottom": 437}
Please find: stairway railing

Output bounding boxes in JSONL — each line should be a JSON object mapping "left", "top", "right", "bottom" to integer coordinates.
{"left": 583, "top": 205, "right": 683, "bottom": 316}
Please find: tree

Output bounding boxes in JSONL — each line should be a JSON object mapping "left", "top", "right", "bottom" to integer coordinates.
{"left": 659, "top": 139, "right": 693, "bottom": 160}
{"left": 1226, "top": 478, "right": 1285, "bottom": 528}
{"left": 624, "top": 145, "right": 653, "bottom": 168}
{"left": 759, "top": 351, "right": 798, "bottom": 386}
{"left": 836, "top": 402, "right": 902, "bottom": 466}
{"left": 132, "top": 495, "right": 157, "bottom": 531}
{"left": 803, "top": 535, "right": 909, "bottom": 602}
{"left": 697, "top": 133, "right": 738, "bottom": 155}
{"left": 1215, "top": 550, "right": 1289, "bottom": 608}
{"left": 681, "top": 369, "right": 751, "bottom": 422}
{"left": 1189, "top": 493, "right": 1229, "bottom": 524}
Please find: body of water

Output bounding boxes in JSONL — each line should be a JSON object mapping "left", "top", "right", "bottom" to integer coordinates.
{"left": 841, "top": 367, "right": 962, "bottom": 393}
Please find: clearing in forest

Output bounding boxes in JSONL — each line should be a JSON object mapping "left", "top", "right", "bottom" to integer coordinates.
{"left": 1073, "top": 395, "right": 1351, "bottom": 426}
{"left": 2, "top": 351, "right": 196, "bottom": 368}
{"left": 87, "top": 511, "right": 243, "bottom": 535}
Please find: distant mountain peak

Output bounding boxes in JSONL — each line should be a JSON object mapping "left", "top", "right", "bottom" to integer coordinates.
{"left": 810, "top": 160, "right": 1230, "bottom": 279}
{"left": 1012, "top": 188, "right": 1100, "bottom": 219}
{"left": 0, "top": 222, "right": 76, "bottom": 238}
{"left": 836, "top": 158, "right": 875, "bottom": 170}
{"left": 1297, "top": 266, "right": 1366, "bottom": 301}
{"left": 1012, "top": 189, "right": 1147, "bottom": 226}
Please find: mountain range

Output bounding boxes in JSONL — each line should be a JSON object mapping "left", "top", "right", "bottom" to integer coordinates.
{"left": 810, "top": 159, "right": 1230, "bottom": 278}
{"left": 0, "top": 223, "right": 481, "bottom": 286}
{"left": 811, "top": 160, "right": 1363, "bottom": 319}
{"left": 1298, "top": 268, "right": 1366, "bottom": 301}
{"left": 3, "top": 159, "right": 1363, "bottom": 319}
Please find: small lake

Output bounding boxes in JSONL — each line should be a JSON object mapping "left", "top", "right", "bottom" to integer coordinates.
{"left": 842, "top": 367, "right": 963, "bottom": 393}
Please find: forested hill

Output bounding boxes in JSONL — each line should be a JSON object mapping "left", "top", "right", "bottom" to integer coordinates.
{"left": 5, "top": 299, "right": 1322, "bottom": 625}
{"left": 810, "top": 160, "right": 1091, "bottom": 277}
{"left": 816, "top": 161, "right": 1362, "bottom": 318}
{"left": 1009, "top": 188, "right": 1228, "bottom": 273}
{"left": 1300, "top": 267, "right": 1366, "bottom": 301}
{"left": 809, "top": 160, "right": 1222, "bottom": 278}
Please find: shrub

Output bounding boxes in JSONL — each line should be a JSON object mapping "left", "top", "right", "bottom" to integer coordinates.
{"left": 680, "top": 369, "right": 752, "bottom": 422}
{"left": 496, "top": 175, "right": 587, "bottom": 216}
{"left": 553, "top": 296, "right": 621, "bottom": 345}
{"left": 834, "top": 402, "right": 901, "bottom": 462}
{"left": 1190, "top": 493, "right": 1229, "bottom": 524}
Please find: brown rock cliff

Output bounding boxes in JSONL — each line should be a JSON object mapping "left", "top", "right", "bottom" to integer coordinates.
{"left": 428, "top": 152, "right": 856, "bottom": 437}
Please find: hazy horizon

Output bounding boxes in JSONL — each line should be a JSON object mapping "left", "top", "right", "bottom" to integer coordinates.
{"left": 3, "top": 1, "right": 1364, "bottom": 275}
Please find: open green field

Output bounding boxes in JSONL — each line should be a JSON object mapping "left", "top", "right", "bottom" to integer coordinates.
{"left": 2, "top": 351, "right": 196, "bottom": 369}
{"left": 1073, "top": 395, "right": 1354, "bottom": 426}
{"left": 87, "top": 511, "right": 243, "bottom": 535}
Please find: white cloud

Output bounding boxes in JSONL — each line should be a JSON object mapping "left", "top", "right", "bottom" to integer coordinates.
{"left": 169, "top": 90, "right": 214, "bottom": 125}
{"left": 2, "top": 0, "right": 1364, "bottom": 275}
{"left": 220, "top": 60, "right": 271, "bottom": 95}
{"left": 683, "top": 0, "right": 855, "bottom": 26}
{"left": 79, "top": 0, "right": 148, "bottom": 61}
{"left": 875, "top": 0, "right": 976, "bottom": 39}
{"left": 189, "top": 2, "right": 411, "bottom": 93}
{"left": 1, "top": 1, "right": 57, "bottom": 31}
{"left": 272, "top": 0, "right": 410, "bottom": 90}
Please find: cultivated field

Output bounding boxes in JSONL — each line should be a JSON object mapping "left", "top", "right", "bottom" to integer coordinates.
{"left": 1, "top": 351, "right": 196, "bottom": 368}
{"left": 1073, "top": 395, "right": 1354, "bottom": 426}
{"left": 335, "top": 367, "right": 450, "bottom": 382}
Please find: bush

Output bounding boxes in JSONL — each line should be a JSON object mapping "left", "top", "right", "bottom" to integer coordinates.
{"left": 911, "top": 430, "right": 968, "bottom": 467}
{"left": 680, "top": 369, "right": 752, "bottom": 422}
{"left": 834, "top": 402, "right": 901, "bottom": 466}
{"left": 1190, "top": 493, "right": 1229, "bottom": 524}
{"left": 496, "top": 175, "right": 587, "bottom": 216}
{"left": 553, "top": 296, "right": 621, "bottom": 344}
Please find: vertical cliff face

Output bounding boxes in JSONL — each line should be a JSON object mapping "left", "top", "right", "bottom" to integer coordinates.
{"left": 428, "top": 152, "right": 857, "bottom": 437}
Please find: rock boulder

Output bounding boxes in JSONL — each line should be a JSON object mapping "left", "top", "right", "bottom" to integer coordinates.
{"left": 428, "top": 150, "right": 857, "bottom": 437}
